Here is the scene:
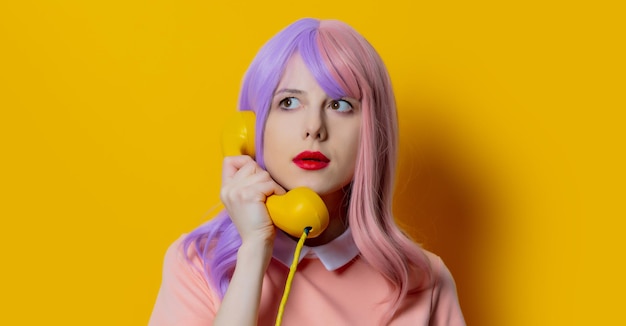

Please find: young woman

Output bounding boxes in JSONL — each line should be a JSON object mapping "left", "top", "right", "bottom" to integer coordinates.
{"left": 150, "top": 18, "right": 465, "bottom": 325}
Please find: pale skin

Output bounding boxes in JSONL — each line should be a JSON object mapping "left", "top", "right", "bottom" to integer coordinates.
{"left": 214, "top": 53, "right": 361, "bottom": 325}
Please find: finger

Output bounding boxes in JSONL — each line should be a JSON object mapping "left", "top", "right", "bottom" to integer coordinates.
{"left": 228, "top": 161, "right": 262, "bottom": 186}
{"left": 221, "top": 155, "right": 254, "bottom": 182}
{"left": 236, "top": 168, "right": 286, "bottom": 196}
{"left": 236, "top": 168, "right": 270, "bottom": 184}
{"left": 272, "top": 182, "right": 287, "bottom": 196}
{"left": 223, "top": 171, "right": 284, "bottom": 199}
{"left": 256, "top": 179, "right": 287, "bottom": 198}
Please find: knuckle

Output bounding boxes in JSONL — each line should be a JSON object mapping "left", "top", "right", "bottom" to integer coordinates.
{"left": 222, "top": 156, "right": 234, "bottom": 165}
{"left": 219, "top": 187, "right": 231, "bottom": 202}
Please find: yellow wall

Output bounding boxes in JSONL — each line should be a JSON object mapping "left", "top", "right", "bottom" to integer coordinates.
{"left": 1, "top": 1, "right": 624, "bottom": 324}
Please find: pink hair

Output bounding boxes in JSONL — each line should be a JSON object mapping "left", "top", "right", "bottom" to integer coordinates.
{"left": 318, "top": 20, "right": 433, "bottom": 323}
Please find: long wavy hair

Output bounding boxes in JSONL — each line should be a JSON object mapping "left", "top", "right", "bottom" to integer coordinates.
{"left": 184, "top": 18, "right": 431, "bottom": 322}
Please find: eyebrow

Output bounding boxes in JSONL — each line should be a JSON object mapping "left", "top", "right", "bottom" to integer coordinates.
{"left": 274, "top": 88, "right": 306, "bottom": 96}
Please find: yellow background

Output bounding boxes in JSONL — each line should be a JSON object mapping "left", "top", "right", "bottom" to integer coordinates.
{"left": 1, "top": 0, "right": 624, "bottom": 325}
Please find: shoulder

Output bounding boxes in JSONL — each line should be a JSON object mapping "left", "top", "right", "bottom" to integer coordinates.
{"left": 405, "top": 247, "right": 455, "bottom": 293}
{"left": 161, "top": 235, "right": 196, "bottom": 276}
{"left": 159, "top": 234, "right": 216, "bottom": 296}
{"left": 419, "top": 249, "right": 456, "bottom": 290}
{"left": 417, "top": 248, "right": 466, "bottom": 325}
{"left": 149, "top": 235, "right": 219, "bottom": 325}
{"left": 163, "top": 234, "right": 206, "bottom": 272}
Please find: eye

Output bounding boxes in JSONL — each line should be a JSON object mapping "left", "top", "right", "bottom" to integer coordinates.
{"left": 329, "top": 99, "right": 353, "bottom": 113}
{"left": 279, "top": 97, "right": 301, "bottom": 110}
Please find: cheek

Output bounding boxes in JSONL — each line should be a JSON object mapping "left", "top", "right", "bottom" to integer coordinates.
{"left": 263, "top": 132, "right": 281, "bottom": 171}
{"left": 341, "top": 127, "right": 361, "bottom": 172}
{"left": 348, "top": 138, "right": 360, "bottom": 171}
{"left": 349, "top": 123, "right": 362, "bottom": 157}
{"left": 263, "top": 114, "right": 279, "bottom": 152}
{"left": 262, "top": 115, "right": 294, "bottom": 169}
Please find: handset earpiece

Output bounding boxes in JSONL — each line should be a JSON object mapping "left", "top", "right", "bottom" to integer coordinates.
{"left": 221, "top": 111, "right": 329, "bottom": 238}
{"left": 221, "top": 111, "right": 256, "bottom": 158}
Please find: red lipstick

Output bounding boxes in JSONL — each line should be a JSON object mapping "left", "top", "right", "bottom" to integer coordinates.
{"left": 293, "top": 151, "right": 330, "bottom": 170}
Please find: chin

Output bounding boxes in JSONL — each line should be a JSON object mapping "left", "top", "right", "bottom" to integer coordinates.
{"left": 310, "top": 184, "right": 351, "bottom": 199}
{"left": 283, "top": 181, "right": 330, "bottom": 194}
{"left": 276, "top": 173, "right": 352, "bottom": 196}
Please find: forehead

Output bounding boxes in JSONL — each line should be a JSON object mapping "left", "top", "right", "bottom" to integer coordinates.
{"left": 275, "top": 54, "right": 324, "bottom": 94}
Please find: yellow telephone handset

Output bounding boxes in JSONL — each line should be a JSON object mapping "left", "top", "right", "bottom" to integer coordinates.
{"left": 221, "top": 111, "right": 329, "bottom": 238}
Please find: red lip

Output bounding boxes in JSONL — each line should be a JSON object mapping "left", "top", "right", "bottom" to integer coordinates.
{"left": 293, "top": 151, "right": 330, "bottom": 170}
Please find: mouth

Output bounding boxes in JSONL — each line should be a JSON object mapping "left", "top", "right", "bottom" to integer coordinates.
{"left": 293, "top": 151, "right": 330, "bottom": 170}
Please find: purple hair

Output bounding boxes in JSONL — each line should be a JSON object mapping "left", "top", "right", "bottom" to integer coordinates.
{"left": 184, "top": 18, "right": 432, "bottom": 323}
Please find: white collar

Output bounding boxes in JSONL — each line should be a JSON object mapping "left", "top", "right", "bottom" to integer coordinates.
{"left": 272, "top": 227, "right": 360, "bottom": 271}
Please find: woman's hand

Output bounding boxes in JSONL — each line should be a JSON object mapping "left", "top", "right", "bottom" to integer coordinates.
{"left": 220, "top": 155, "right": 286, "bottom": 244}
{"left": 215, "top": 156, "right": 285, "bottom": 325}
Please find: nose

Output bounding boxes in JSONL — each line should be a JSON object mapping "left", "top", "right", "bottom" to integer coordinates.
{"left": 303, "top": 108, "right": 327, "bottom": 141}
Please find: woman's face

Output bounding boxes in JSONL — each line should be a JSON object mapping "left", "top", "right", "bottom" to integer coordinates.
{"left": 263, "top": 53, "right": 361, "bottom": 201}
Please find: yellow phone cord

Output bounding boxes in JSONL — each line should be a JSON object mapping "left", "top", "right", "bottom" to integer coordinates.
{"left": 274, "top": 227, "right": 310, "bottom": 326}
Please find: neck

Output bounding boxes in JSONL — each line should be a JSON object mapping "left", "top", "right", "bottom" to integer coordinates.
{"left": 304, "top": 187, "right": 350, "bottom": 247}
